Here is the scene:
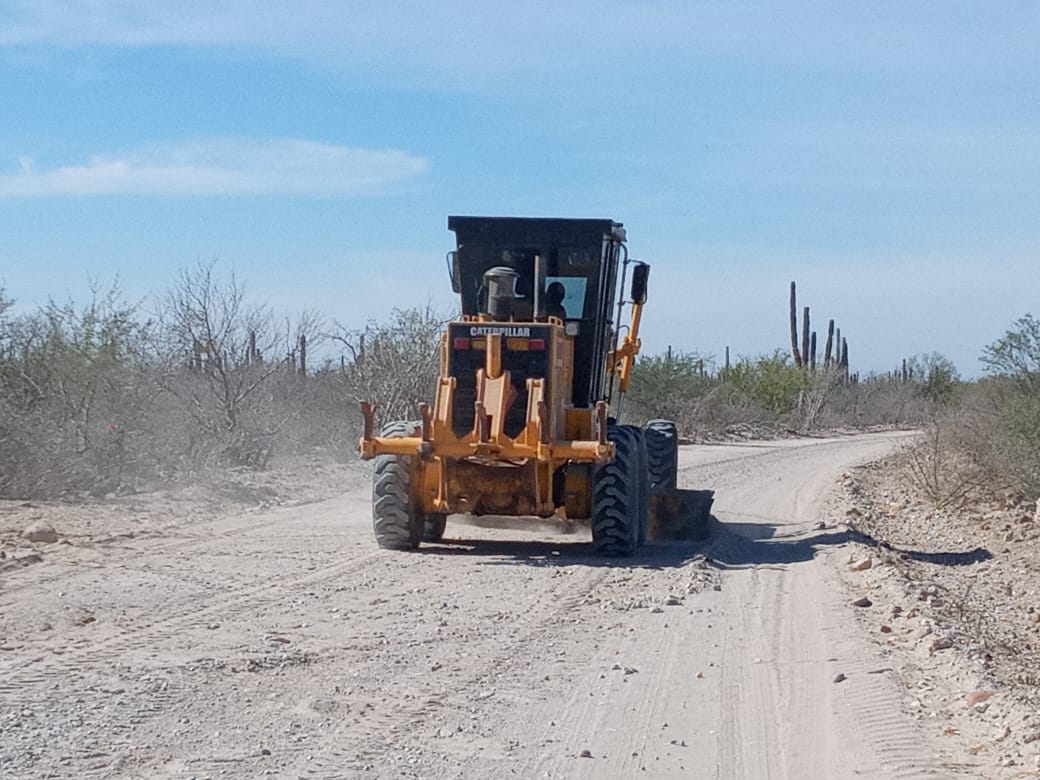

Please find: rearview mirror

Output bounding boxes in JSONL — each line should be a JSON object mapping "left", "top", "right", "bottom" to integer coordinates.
{"left": 446, "top": 251, "right": 461, "bottom": 293}
{"left": 630, "top": 262, "right": 649, "bottom": 305}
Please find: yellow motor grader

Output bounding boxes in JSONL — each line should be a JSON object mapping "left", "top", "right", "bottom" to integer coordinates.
{"left": 359, "top": 217, "right": 712, "bottom": 555}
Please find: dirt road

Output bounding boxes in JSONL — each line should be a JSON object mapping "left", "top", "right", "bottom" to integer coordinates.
{"left": 3, "top": 431, "right": 979, "bottom": 778}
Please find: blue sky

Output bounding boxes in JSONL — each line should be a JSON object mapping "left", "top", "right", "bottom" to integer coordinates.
{"left": 1, "top": 2, "right": 1037, "bottom": 376}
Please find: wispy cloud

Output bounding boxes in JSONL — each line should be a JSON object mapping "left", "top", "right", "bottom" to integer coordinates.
{"left": 0, "top": 139, "right": 428, "bottom": 196}
{"left": 2, "top": 1, "right": 1035, "bottom": 76}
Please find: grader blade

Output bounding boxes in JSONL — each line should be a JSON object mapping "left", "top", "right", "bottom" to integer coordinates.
{"left": 648, "top": 489, "right": 714, "bottom": 541}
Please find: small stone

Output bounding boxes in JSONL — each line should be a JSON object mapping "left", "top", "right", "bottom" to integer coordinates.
{"left": 852, "top": 597, "right": 872, "bottom": 608}
{"left": 880, "top": 625, "right": 892, "bottom": 634}
{"left": 966, "top": 690, "right": 994, "bottom": 707}
{"left": 833, "top": 673, "right": 847, "bottom": 683}
{"left": 848, "top": 557, "right": 873, "bottom": 572}
{"left": 22, "top": 521, "right": 59, "bottom": 544}
{"left": 928, "top": 637, "right": 953, "bottom": 655}
{"left": 579, "top": 749, "right": 593, "bottom": 758}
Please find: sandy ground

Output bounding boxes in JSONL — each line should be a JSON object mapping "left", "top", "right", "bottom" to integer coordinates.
{"left": 1, "top": 432, "right": 1033, "bottom": 778}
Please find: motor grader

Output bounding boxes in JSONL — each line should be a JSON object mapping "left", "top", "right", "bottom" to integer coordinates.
{"left": 358, "top": 216, "right": 712, "bottom": 555}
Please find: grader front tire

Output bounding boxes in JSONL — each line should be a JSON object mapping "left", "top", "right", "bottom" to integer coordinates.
{"left": 371, "top": 420, "right": 424, "bottom": 551}
{"left": 591, "top": 425, "right": 648, "bottom": 556}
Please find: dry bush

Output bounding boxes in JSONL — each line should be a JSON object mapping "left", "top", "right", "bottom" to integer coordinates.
{"left": 954, "top": 379, "right": 1040, "bottom": 498}
{"left": 792, "top": 366, "right": 843, "bottom": 432}
{"left": 901, "top": 420, "right": 991, "bottom": 511}
{"left": 330, "top": 305, "right": 448, "bottom": 427}
{"left": 257, "top": 369, "right": 363, "bottom": 464}
{"left": 0, "top": 283, "right": 161, "bottom": 497}
{"left": 817, "top": 378, "right": 937, "bottom": 429}
{"left": 0, "top": 269, "right": 350, "bottom": 497}
{"left": 898, "top": 376, "right": 1040, "bottom": 509}
{"left": 0, "top": 398, "right": 94, "bottom": 498}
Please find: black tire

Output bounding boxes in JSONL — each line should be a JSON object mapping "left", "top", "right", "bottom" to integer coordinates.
{"left": 372, "top": 420, "right": 424, "bottom": 550}
{"left": 631, "top": 427, "right": 649, "bottom": 547}
{"left": 423, "top": 514, "right": 447, "bottom": 542}
{"left": 591, "top": 425, "right": 647, "bottom": 556}
{"left": 646, "top": 419, "right": 679, "bottom": 491}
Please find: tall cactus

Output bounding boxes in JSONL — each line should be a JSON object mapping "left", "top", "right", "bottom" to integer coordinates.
{"left": 824, "top": 320, "right": 834, "bottom": 367}
{"left": 801, "top": 306, "right": 811, "bottom": 368}
{"left": 789, "top": 281, "right": 802, "bottom": 368}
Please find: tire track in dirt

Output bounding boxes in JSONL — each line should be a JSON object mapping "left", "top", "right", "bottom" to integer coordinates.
{"left": 0, "top": 546, "right": 382, "bottom": 688}
{"left": 263, "top": 556, "right": 615, "bottom": 779}
{"left": 522, "top": 433, "right": 944, "bottom": 780}
{"left": 0, "top": 539, "right": 386, "bottom": 780}
{"left": 699, "top": 435, "right": 952, "bottom": 779}
{"left": 0, "top": 493, "right": 367, "bottom": 597}
{"left": 523, "top": 582, "right": 704, "bottom": 778}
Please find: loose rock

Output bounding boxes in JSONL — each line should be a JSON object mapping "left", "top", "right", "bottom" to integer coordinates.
{"left": 22, "top": 521, "right": 59, "bottom": 544}
{"left": 966, "top": 690, "right": 994, "bottom": 707}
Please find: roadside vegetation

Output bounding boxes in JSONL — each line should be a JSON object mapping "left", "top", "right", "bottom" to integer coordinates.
{"left": 0, "top": 265, "right": 1036, "bottom": 508}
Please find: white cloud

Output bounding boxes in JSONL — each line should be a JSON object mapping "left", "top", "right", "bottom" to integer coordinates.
{"left": 0, "top": 139, "right": 428, "bottom": 196}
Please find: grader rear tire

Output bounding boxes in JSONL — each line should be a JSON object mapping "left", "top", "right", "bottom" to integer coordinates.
{"left": 591, "top": 425, "right": 648, "bottom": 556}
{"left": 371, "top": 420, "right": 424, "bottom": 550}
{"left": 646, "top": 419, "right": 679, "bottom": 490}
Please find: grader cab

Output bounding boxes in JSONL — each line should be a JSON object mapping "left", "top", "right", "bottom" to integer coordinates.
{"left": 358, "top": 216, "right": 712, "bottom": 555}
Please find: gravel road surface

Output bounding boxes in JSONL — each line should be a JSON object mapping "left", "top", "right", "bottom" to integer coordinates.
{"left": 4, "top": 431, "right": 976, "bottom": 779}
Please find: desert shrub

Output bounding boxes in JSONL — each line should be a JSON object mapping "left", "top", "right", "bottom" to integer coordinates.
{"left": 982, "top": 313, "right": 1040, "bottom": 392}
{"left": 821, "top": 377, "right": 932, "bottom": 428}
{"left": 624, "top": 351, "right": 717, "bottom": 430}
{"left": 720, "top": 351, "right": 807, "bottom": 417}
{"left": 626, "top": 350, "right": 820, "bottom": 438}
{"left": 897, "top": 318, "right": 1040, "bottom": 506}
{"left": 999, "top": 391, "right": 1040, "bottom": 494}
{"left": 0, "top": 283, "right": 158, "bottom": 496}
{"left": 910, "top": 352, "right": 961, "bottom": 405}
{"left": 0, "top": 268, "right": 344, "bottom": 496}
{"left": 153, "top": 262, "right": 290, "bottom": 469}
{"left": 977, "top": 315, "right": 1040, "bottom": 495}
{"left": 331, "top": 305, "right": 449, "bottom": 426}
{"left": 901, "top": 417, "right": 990, "bottom": 511}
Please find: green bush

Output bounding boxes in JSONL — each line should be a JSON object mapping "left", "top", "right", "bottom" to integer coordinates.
{"left": 624, "top": 351, "right": 716, "bottom": 426}
{"left": 721, "top": 351, "right": 807, "bottom": 417}
{"left": 1001, "top": 391, "right": 1040, "bottom": 493}
{"left": 982, "top": 313, "right": 1040, "bottom": 392}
